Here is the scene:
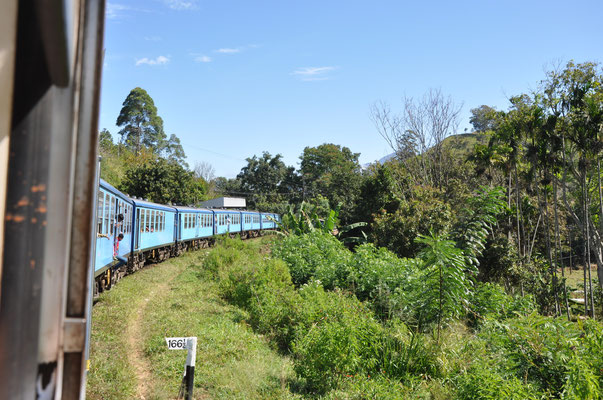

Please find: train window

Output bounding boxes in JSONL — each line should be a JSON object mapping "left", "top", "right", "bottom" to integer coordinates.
{"left": 109, "top": 197, "right": 115, "bottom": 235}
{"left": 97, "top": 191, "right": 104, "bottom": 234}
{"left": 104, "top": 194, "right": 110, "bottom": 235}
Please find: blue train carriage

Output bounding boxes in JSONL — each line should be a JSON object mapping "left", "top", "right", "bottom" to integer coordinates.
{"left": 241, "top": 211, "right": 262, "bottom": 238}
{"left": 213, "top": 209, "right": 243, "bottom": 236}
{"left": 260, "top": 212, "right": 280, "bottom": 230}
{"left": 174, "top": 206, "right": 214, "bottom": 253}
{"left": 94, "top": 179, "right": 135, "bottom": 293}
{"left": 131, "top": 198, "right": 177, "bottom": 270}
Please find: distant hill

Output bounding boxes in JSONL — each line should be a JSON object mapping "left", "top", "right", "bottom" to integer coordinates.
{"left": 440, "top": 132, "right": 488, "bottom": 157}
{"left": 365, "top": 132, "right": 488, "bottom": 167}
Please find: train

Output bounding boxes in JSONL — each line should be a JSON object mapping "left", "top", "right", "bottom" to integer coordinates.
{"left": 94, "top": 179, "right": 281, "bottom": 294}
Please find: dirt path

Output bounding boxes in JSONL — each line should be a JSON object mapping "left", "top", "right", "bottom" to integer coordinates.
{"left": 126, "top": 272, "right": 177, "bottom": 399}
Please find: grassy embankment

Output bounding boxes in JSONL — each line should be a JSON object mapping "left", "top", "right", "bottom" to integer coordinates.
{"left": 86, "top": 237, "right": 296, "bottom": 400}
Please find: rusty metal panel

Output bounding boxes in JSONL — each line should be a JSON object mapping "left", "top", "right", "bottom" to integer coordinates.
{"left": 0, "top": 0, "right": 18, "bottom": 296}
{"left": 0, "top": 0, "right": 105, "bottom": 398}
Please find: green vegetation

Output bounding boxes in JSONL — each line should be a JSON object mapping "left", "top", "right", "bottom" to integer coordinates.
{"left": 91, "top": 60, "right": 603, "bottom": 397}
{"left": 87, "top": 240, "right": 297, "bottom": 400}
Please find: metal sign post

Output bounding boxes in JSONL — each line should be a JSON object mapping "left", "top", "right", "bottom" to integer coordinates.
{"left": 166, "top": 337, "right": 197, "bottom": 400}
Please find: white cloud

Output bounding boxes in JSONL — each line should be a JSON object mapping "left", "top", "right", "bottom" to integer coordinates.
{"left": 195, "top": 55, "right": 212, "bottom": 63}
{"left": 216, "top": 48, "right": 241, "bottom": 54}
{"left": 106, "top": 3, "right": 130, "bottom": 19}
{"left": 164, "top": 0, "right": 198, "bottom": 10}
{"left": 135, "top": 55, "right": 170, "bottom": 66}
{"left": 144, "top": 36, "right": 162, "bottom": 42}
{"left": 291, "top": 66, "right": 338, "bottom": 81}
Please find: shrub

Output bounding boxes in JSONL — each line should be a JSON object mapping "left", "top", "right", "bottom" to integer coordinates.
{"left": 272, "top": 231, "right": 351, "bottom": 288}
{"left": 454, "top": 364, "right": 541, "bottom": 400}
{"left": 479, "top": 314, "right": 603, "bottom": 397}
{"left": 345, "top": 244, "right": 420, "bottom": 319}
{"left": 292, "top": 284, "right": 384, "bottom": 393}
{"left": 468, "top": 283, "right": 536, "bottom": 328}
{"left": 203, "top": 238, "right": 301, "bottom": 351}
{"left": 369, "top": 186, "right": 452, "bottom": 259}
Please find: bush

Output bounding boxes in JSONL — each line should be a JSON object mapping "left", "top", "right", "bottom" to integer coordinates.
{"left": 292, "top": 284, "right": 384, "bottom": 393}
{"left": 272, "top": 231, "right": 351, "bottom": 289}
{"left": 454, "top": 364, "right": 540, "bottom": 400}
{"left": 468, "top": 283, "right": 536, "bottom": 328}
{"left": 204, "top": 237, "right": 300, "bottom": 351}
{"left": 479, "top": 314, "right": 603, "bottom": 398}
{"left": 369, "top": 186, "right": 452, "bottom": 258}
{"left": 345, "top": 244, "right": 421, "bottom": 319}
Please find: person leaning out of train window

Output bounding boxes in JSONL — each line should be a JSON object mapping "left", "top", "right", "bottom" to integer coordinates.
{"left": 97, "top": 213, "right": 124, "bottom": 239}
{"left": 113, "top": 233, "right": 127, "bottom": 268}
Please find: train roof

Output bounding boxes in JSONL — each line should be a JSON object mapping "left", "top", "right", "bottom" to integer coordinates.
{"left": 131, "top": 198, "right": 178, "bottom": 212}
{"left": 99, "top": 179, "right": 134, "bottom": 204}
{"left": 172, "top": 205, "right": 214, "bottom": 213}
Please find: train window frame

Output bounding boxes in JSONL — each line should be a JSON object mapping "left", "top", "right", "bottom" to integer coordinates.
{"left": 97, "top": 191, "right": 104, "bottom": 234}
{"left": 109, "top": 196, "right": 115, "bottom": 235}
{"left": 104, "top": 193, "right": 110, "bottom": 235}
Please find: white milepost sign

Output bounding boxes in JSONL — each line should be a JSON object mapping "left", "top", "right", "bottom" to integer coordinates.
{"left": 165, "top": 337, "right": 188, "bottom": 350}
{"left": 165, "top": 337, "right": 197, "bottom": 400}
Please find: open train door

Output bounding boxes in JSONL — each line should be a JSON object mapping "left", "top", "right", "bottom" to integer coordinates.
{"left": 0, "top": 0, "right": 106, "bottom": 398}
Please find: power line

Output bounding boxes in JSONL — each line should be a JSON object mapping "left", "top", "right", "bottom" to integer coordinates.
{"left": 180, "top": 140, "right": 247, "bottom": 162}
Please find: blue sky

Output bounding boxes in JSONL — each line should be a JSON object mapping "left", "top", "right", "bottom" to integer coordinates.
{"left": 100, "top": 0, "right": 603, "bottom": 178}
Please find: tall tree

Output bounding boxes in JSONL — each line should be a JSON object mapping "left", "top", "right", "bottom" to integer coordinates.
{"left": 469, "top": 105, "right": 498, "bottom": 132}
{"left": 116, "top": 87, "right": 166, "bottom": 155}
{"left": 161, "top": 133, "right": 187, "bottom": 166}
{"left": 299, "top": 143, "right": 362, "bottom": 222}
{"left": 236, "top": 152, "right": 300, "bottom": 210}
{"left": 371, "top": 89, "right": 462, "bottom": 189}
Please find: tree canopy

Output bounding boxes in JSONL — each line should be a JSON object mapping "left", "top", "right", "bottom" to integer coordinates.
{"left": 300, "top": 143, "right": 362, "bottom": 222}
{"left": 119, "top": 158, "right": 206, "bottom": 205}
{"left": 116, "top": 87, "right": 170, "bottom": 156}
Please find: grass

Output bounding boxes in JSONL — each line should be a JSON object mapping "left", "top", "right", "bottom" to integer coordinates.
{"left": 87, "top": 237, "right": 297, "bottom": 400}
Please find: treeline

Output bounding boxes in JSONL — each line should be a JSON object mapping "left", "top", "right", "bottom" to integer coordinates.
{"left": 102, "top": 61, "right": 602, "bottom": 317}
{"left": 228, "top": 61, "right": 603, "bottom": 319}
{"left": 99, "top": 87, "right": 208, "bottom": 205}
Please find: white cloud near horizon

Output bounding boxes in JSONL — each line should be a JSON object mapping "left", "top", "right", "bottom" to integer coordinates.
{"left": 106, "top": 3, "right": 130, "bottom": 19}
{"left": 164, "top": 0, "right": 198, "bottom": 10}
{"left": 135, "top": 55, "right": 170, "bottom": 66}
{"left": 216, "top": 48, "right": 241, "bottom": 54}
{"left": 291, "top": 66, "right": 338, "bottom": 81}
{"left": 195, "top": 55, "right": 212, "bottom": 63}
